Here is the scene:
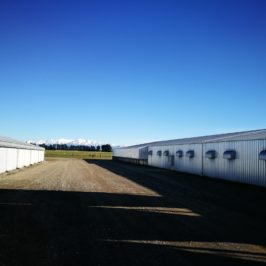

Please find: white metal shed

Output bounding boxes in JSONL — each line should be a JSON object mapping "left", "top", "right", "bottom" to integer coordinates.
{"left": 0, "top": 136, "right": 45, "bottom": 174}
{"left": 114, "top": 129, "right": 266, "bottom": 187}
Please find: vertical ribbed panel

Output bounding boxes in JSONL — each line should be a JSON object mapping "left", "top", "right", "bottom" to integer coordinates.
{"left": 139, "top": 147, "right": 148, "bottom": 160}
{"left": 203, "top": 140, "right": 266, "bottom": 187}
{"left": 24, "top": 150, "right": 31, "bottom": 166}
{"left": 30, "top": 150, "right": 34, "bottom": 165}
{"left": 0, "top": 148, "right": 7, "bottom": 173}
{"left": 113, "top": 148, "right": 140, "bottom": 159}
{"left": 41, "top": 150, "right": 45, "bottom": 162}
{"left": 38, "top": 150, "right": 44, "bottom": 162}
{"left": 17, "top": 149, "right": 26, "bottom": 168}
{"left": 0, "top": 148, "right": 44, "bottom": 174}
{"left": 117, "top": 137, "right": 266, "bottom": 187}
{"left": 258, "top": 141, "right": 266, "bottom": 187}
{"left": 32, "top": 150, "right": 36, "bottom": 164}
{"left": 148, "top": 146, "right": 169, "bottom": 169}
{"left": 6, "top": 148, "right": 18, "bottom": 171}
{"left": 148, "top": 144, "right": 202, "bottom": 175}
{"left": 173, "top": 144, "right": 202, "bottom": 175}
{"left": 34, "top": 150, "right": 39, "bottom": 163}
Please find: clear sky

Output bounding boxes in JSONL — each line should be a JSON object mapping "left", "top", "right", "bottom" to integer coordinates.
{"left": 0, "top": 0, "right": 265, "bottom": 146}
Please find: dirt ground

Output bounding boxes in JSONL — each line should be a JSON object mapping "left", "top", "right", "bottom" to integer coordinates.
{"left": 0, "top": 158, "right": 265, "bottom": 266}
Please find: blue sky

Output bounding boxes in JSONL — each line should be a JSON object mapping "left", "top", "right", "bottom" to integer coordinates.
{"left": 0, "top": 0, "right": 265, "bottom": 145}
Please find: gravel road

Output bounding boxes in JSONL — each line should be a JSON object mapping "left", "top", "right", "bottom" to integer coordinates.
{"left": 0, "top": 158, "right": 265, "bottom": 266}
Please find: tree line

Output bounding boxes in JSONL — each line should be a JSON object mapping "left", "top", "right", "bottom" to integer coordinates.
{"left": 36, "top": 144, "right": 112, "bottom": 152}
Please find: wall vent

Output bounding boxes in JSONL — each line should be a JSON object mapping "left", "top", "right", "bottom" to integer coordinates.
{"left": 157, "top": 150, "right": 162, "bottom": 156}
{"left": 186, "top": 150, "right": 194, "bottom": 158}
{"left": 223, "top": 150, "right": 236, "bottom": 160}
{"left": 259, "top": 150, "right": 266, "bottom": 160}
{"left": 176, "top": 150, "right": 183, "bottom": 158}
{"left": 205, "top": 150, "right": 216, "bottom": 159}
{"left": 163, "top": 150, "right": 170, "bottom": 156}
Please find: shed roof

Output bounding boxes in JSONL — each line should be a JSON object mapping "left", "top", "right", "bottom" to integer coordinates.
{"left": 121, "top": 129, "right": 266, "bottom": 149}
{"left": 0, "top": 136, "right": 45, "bottom": 150}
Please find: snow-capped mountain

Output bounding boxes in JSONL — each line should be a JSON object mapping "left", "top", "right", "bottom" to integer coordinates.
{"left": 27, "top": 138, "right": 106, "bottom": 147}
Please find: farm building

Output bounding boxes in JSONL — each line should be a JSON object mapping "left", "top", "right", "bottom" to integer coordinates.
{"left": 0, "top": 136, "right": 45, "bottom": 174}
{"left": 113, "top": 129, "right": 266, "bottom": 187}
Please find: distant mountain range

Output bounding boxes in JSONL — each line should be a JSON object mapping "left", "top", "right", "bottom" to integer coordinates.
{"left": 27, "top": 138, "right": 108, "bottom": 147}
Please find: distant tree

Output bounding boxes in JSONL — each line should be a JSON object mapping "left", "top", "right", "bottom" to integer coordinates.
{"left": 40, "top": 143, "right": 112, "bottom": 152}
{"left": 101, "top": 144, "right": 112, "bottom": 152}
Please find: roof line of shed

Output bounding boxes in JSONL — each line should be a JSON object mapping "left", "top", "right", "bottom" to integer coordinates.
{"left": 0, "top": 135, "right": 45, "bottom": 150}
{"left": 118, "top": 129, "right": 266, "bottom": 149}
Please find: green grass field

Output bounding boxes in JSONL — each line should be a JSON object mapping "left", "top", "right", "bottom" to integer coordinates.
{"left": 45, "top": 150, "right": 112, "bottom": 160}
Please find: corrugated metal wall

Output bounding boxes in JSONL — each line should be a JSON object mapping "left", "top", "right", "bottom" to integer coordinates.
{"left": 148, "top": 144, "right": 203, "bottom": 175}
{"left": 0, "top": 147, "right": 45, "bottom": 174}
{"left": 139, "top": 146, "right": 148, "bottom": 160}
{"left": 39, "top": 150, "right": 45, "bottom": 162}
{"left": 113, "top": 148, "right": 140, "bottom": 159}
{"left": 174, "top": 144, "right": 203, "bottom": 175}
{"left": 24, "top": 150, "right": 31, "bottom": 167}
{"left": 0, "top": 148, "right": 7, "bottom": 173}
{"left": 17, "top": 149, "right": 26, "bottom": 168}
{"left": 113, "top": 146, "right": 148, "bottom": 160}
{"left": 147, "top": 140, "right": 266, "bottom": 187}
{"left": 148, "top": 146, "right": 168, "bottom": 169}
{"left": 6, "top": 148, "right": 18, "bottom": 171}
{"left": 203, "top": 140, "right": 266, "bottom": 187}
{"left": 31, "top": 150, "right": 39, "bottom": 164}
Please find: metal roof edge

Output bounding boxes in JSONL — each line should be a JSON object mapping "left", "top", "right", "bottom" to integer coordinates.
{"left": 0, "top": 135, "right": 45, "bottom": 151}
{"left": 116, "top": 129, "right": 266, "bottom": 149}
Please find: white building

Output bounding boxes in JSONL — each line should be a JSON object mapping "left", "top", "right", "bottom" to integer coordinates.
{"left": 113, "top": 129, "right": 266, "bottom": 187}
{"left": 0, "top": 136, "right": 45, "bottom": 174}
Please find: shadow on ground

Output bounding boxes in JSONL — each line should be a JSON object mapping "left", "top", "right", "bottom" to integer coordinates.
{"left": 0, "top": 159, "right": 265, "bottom": 266}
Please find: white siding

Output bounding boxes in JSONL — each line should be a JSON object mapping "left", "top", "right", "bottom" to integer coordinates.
{"left": 174, "top": 144, "right": 203, "bottom": 175}
{"left": 17, "top": 149, "right": 26, "bottom": 169}
{"left": 149, "top": 144, "right": 203, "bottom": 175}
{"left": 30, "top": 150, "right": 35, "bottom": 165}
{"left": 203, "top": 140, "right": 266, "bottom": 187}
{"left": 0, "top": 149, "right": 45, "bottom": 173}
{"left": 148, "top": 140, "right": 266, "bottom": 187}
{"left": 33, "top": 150, "right": 39, "bottom": 164}
{"left": 113, "top": 148, "right": 139, "bottom": 159}
{"left": 6, "top": 148, "right": 18, "bottom": 171}
{"left": 38, "top": 150, "right": 44, "bottom": 162}
{"left": 139, "top": 146, "right": 148, "bottom": 160}
{"left": 116, "top": 129, "right": 266, "bottom": 187}
{"left": 148, "top": 146, "right": 168, "bottom": 169}
{"left": 24, "top": 150, "right": 31, "bottom": 166}
{"left": 0, "top": 135, "right": 45, "bottom": 174}
{"left": 113, "top": 146, "right": 148, "bottom": 160}
{"left": 0, "top": 148, "right": 7, "bottom": 173}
